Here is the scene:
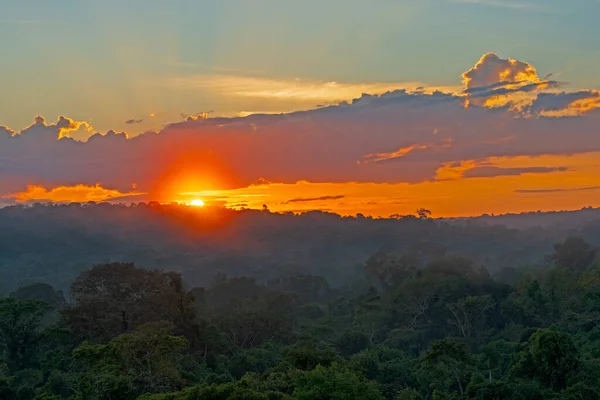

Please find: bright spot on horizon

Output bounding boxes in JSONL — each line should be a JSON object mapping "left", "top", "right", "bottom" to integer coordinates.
{"left": 189, "top": 199, "right": 205, "bottom": 207}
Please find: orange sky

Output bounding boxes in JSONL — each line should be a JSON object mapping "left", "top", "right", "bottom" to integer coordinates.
{"left": 7, "top": 151, "right": 600, "bottom": 218}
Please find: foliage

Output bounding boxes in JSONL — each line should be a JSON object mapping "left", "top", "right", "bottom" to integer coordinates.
{"left": 1, "top": 228, "right": 600, "bottom": 399}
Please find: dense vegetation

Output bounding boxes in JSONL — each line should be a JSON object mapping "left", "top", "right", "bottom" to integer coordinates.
{"left": 4, "top": 202, "right": 600, "bottom": 296}
{"left": 2, "top": 225, "right": 600, "bottom": 399}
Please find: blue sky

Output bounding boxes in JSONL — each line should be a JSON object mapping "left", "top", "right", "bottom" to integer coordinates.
{"left": 1, "top": 0, "right": 600, "bottom": 133}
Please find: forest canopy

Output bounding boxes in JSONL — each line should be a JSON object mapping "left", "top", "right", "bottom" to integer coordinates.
{"left": 2, "top": 204, "right": 600, "bottom": 399}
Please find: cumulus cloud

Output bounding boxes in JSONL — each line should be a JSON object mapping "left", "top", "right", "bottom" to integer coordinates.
{"left": 462, "top": 53, "right": 540, "bottom": 89}
{"left": 460, "top": 53, "right": 562, "bottom": 110}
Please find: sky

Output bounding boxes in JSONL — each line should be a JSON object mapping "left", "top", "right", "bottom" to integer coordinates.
{"left": 2, "top": 0, "right": 600, "bottom": 217}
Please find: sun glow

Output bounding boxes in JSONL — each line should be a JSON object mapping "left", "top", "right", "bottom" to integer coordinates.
{"left": 189, "top": 199, "right": 205, "bottom": 207}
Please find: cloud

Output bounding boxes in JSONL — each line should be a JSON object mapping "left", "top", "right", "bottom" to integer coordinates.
{"left": 515, "top": 186, "right": 600, "bottom": 194}
{"left": 463, "top": 165, "right": 567, "bottom": 178}
{"left": 166, "top": 74, "right": 447, "bottom": 102}
{"left": 1, "top": 115, "right": 95, "bottom": 142}
{"left": 3, "top": 53, "right": 600, "bottom": 205}
{"left": 462, "top": 53, "right": 540, "bottom": 89}
{"left": 5, "top": 184, "right": 145, "bottom": 203}
{"left": 460, "top": 53, "right": 560, "bottom": 109}
{"left": 363, "top": 144, "right": 429, "bottom": 163}
{"left": 284, "top": 195, "right": 345, "bottom": 204}
{"left": 435, "top": 159, "right": 568, "bottom": 180}
{"left": 530, "top": 90, "right": 600, "bottom": 117}
{"left": 125, "top": 119, "right": 144, "bottom": 124}
{"left": 182, "top": 112, "right": 212, "bottom": 122}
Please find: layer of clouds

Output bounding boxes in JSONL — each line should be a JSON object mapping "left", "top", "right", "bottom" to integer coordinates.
{"left": 2, "top": 53, "right": 600, "bottom": 202}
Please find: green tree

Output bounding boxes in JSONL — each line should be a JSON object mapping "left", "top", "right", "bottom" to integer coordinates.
{"left": 0, "top": 298, "right": 51, "bottom": 372}
{"left": 512, "top": 328, "right": 579, "bottom": 391}
{"left": 74, "top": 322, "right": 190, "bottom": 398}
{"left": 419, "top": 339, "right": 472, "bottom": 396}
{"left": 446, "top": 295, "right": 495, "bottom": 347}
{"left": 294, "top": 364, "right": 383, "bottom": 400}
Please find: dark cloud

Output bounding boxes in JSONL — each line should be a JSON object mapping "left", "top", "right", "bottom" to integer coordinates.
{"left": 515, "top": 186, "right": 600, "bottom": 194}
{"left": 125, "top": 119, "right": 144, "bottom": 124}
{"left": 465, "top": 80, "right": 561, "bottom": 100}
{"left": 285, "top": 195, "right": 345, "bottom": 204}
{"left": 463, "top": 166, "right": 568, "bottom": 179}
{"left": 529, "top": 90, "right": 600, "bottom": 115}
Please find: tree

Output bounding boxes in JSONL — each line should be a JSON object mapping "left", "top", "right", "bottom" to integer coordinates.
{"left": 552, "top": 237, "right": 596, "bottom": 273}
{"left": 478, "top": 340, "right": 518, "bottom": 382}
{"left": 10, "top": 283, "right": 66, "bottom": 309}
{"left": 446, "top": 295, "right": 495, "bottom": 347}
{"left": 74, "top": 322, "right": 190, "bottom": 397}
{"left": 350, "top": 346, "right": 418, "bottom": 397}
{"left": 294, "top": 364, "right": 383, "bottom": 400}
{"left": 415, "top": 209, "right": 432, "bottom": 219}
{"left": 286, "top": 340, "right": 338, "bottom": 371}
{"left": 364, "top": 252, "right": 418, "bottom": 290}
{"left": 62, "top": 262, "right": 197, "bottom": 342}
{"left": 420, "top": 339, "right": 472, "bottom": 396}
{"left": 0, "top": 298, "right": 51, "bottom": 372}
{"left": 512, "top": 328, "right": 579, "bottom": 391}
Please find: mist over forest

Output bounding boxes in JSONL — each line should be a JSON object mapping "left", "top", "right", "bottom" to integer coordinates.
{"left": 3, "top": 202, "right": 600, "bottom": 295}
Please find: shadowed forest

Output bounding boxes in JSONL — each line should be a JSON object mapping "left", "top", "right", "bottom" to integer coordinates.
{"left": 3, "top": 203, "right": 600, "bottom": 399}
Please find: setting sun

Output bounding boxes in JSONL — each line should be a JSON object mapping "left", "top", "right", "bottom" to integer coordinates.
{"left": 189, "top": 199, "right": 205, "bottom": 207}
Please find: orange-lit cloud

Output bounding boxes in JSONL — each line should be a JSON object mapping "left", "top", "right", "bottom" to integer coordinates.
{"left": 363, "top": 144, "right": 428, "bottom": 163}
{"left": 6, "top": 184, "right": 144, "bottom": 203}
{"left": 183, "top": 112, "right": 211, "bottom": 122}
{"left": 461, "top": 53, "right": 560, "bottom": 111}
{"left": 55, "top": 116, "right": 95, "bottom": 139}
{"left": 531, "top": 90, "right": 600, "bottom": 117}
{"left": 462, "top": 53, "right": 540, "bottom": 89}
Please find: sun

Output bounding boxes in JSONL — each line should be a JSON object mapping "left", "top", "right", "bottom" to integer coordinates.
{"left": 189, "top": 199, "right": 205, "bottom": 207}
